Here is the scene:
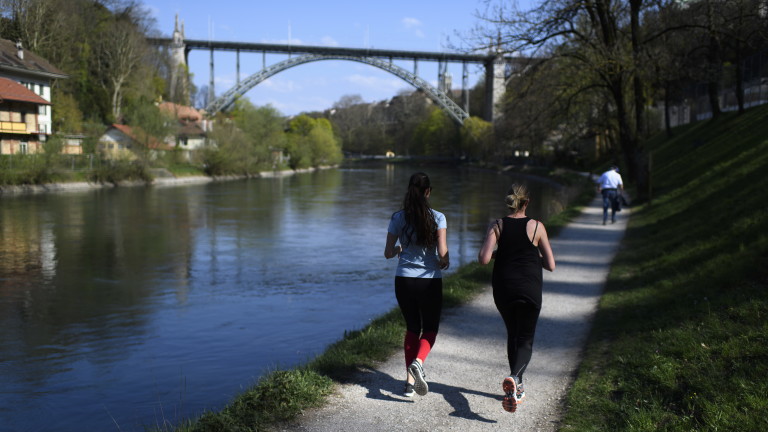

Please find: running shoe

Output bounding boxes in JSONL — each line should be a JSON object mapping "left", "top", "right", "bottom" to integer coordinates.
{"left": 502, "top": 376, "right": 519, "bottom": 413}
{"left": 408, "top": 360, "right": 429, "bottom": 396}
{"left": 516, "top": 381, "right": 526, "bottom": 404}
{"left": 403, "top": 382, "right": 415, "bottom": 397}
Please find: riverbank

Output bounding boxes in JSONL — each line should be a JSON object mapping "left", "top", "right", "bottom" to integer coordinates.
{"left": 0, "top": 165, "right": 337, "bottom": 196}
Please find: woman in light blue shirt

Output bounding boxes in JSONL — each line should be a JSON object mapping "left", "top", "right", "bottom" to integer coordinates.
{"left": 385, "top": 172, "right": 449, "bottom": 397}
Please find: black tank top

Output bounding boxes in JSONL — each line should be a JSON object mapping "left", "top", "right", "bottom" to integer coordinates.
{"left": 491, "top": 217, "right": 543, "bottom": 308}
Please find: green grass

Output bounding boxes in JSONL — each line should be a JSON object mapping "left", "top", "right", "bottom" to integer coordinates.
{"left": 561, "top": 104, "right": 768, "bottom": 431}
{"left": 158, "top": 171, "right": 595, "bottom": 432}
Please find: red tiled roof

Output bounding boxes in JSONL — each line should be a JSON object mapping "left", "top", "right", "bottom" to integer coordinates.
{"left": 158, "top": 101, "right": 202, "bottom": 122}
{"left": 110, "top": 123, "right": 172, "bottom": 150}
{"left": 0, "top": 77, "right": 49, "bottom": 104}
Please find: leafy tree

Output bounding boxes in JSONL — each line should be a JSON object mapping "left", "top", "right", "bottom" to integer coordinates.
{"left": 384, "top": 90, "right": 432, "bottom": 155}
{"left": 51, "top": 88, "right": 83, "bottom": 133}
{"left": 231, "top": 99, "right": 286, "bottom": 169}
{"left": 460, "top": 116, "right": 495, "bottom": 161}
{"left": 474, "top": 0, "right": 655, "bottom": 196}
{"left": 200, "top": 119, "right": 251, "bottom": 176}
{"left": 413, "top": 107, "right": 459, "bottom": 156}
{"left": 285, "top": 114, "right": 342, "bottom": 168}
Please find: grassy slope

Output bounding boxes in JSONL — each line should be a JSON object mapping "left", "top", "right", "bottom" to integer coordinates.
{"left": 561, "top": 104, "right": 768, "bottom": 431}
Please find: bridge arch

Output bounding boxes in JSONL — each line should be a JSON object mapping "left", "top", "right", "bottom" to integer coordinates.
{"left": 205, "top": 54, "right": 470, "bottom": 125}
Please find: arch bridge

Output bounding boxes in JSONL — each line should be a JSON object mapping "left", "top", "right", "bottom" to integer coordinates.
{"left": 149, "top": 36, "right": 520, "bottom": 125}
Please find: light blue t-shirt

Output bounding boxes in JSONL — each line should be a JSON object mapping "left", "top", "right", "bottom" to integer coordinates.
{"left": 387, "top": 209, "right": 447, "bottom": 278}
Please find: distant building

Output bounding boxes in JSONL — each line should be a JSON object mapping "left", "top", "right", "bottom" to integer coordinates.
{"left": 158, "top": 101, "right": 210, "bottom": 161}
{"left": 98, "top": 123, "right": 172, "bottom": 160}
{"left": 0, "top": 38, "right": 68, "bottom": 154}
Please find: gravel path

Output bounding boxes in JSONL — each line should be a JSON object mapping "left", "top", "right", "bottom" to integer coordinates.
{"left": 282, "top": 195, "right": 628, "bottom": 431}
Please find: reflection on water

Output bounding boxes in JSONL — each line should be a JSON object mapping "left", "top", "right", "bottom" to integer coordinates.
{"left": 0, "top": 164, "right": 574, "bottom": 431}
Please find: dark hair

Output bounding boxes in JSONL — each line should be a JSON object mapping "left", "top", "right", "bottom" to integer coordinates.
{"left": 401, "top": 172, "right": 438, "bottom": 248}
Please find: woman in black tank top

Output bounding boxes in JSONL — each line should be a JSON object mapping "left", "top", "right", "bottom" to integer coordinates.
{"left": 478, "top": 183, "right": 555, "bottom": 413}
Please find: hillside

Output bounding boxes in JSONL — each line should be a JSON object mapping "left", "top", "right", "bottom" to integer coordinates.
{"left": 562, "top": 104, "right": 768, "bottom": 430}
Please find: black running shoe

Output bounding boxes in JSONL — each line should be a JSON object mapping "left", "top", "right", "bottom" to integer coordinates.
{"left": 408, "top": 360, "right": 429, "bottom": 396}
{"left": 403, "top": 382, "right": 415, "bottom": 397}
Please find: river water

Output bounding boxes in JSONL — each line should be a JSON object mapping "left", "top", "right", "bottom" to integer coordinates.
{"left": 0, "top": 163, "right": 573, "bottom": 431}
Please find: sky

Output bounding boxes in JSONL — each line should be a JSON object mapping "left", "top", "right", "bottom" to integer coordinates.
{"left": 142, "top": 0, "right": 534, "bottom": 116}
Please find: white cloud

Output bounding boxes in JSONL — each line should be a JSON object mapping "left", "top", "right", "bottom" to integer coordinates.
{"left": 401, "top": 17, "right": 426, "bottom": 39}
{"left": 261, "top": 37, "right": 304, "bottom": 45}
{"left": 346, "top": 74, "right": 404, "bottom": 92}
{"left": 260, "top": 77, "right": 301, "bottom": 93}
{"left": 321, "top": 36, "right": 339, "bottom": 47}
{"left": 402, "top": 17, "right": 421, "bottom": 29}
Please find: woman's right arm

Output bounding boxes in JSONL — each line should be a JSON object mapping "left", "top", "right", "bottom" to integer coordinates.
{"left": 536, "top": 224, "right": 556, "bottom": 272}
{"left": 384, "top": 233, "right": 402, "bottom": 259}
{"left": 477, "top": 222, "right": 498, "bottom": 265}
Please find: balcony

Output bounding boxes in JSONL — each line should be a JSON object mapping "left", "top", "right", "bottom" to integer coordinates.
{"left": 0, "top": 121, "right": 30, "bottom": 134}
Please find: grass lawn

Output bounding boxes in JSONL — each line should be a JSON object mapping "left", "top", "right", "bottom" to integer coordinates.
{"left": 561, "top": 104, "right": 768, "bottom": 431}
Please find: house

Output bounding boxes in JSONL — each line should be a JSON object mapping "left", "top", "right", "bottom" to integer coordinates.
{"left": 0, "top": 38, "right": 68, "bottom": 154}
{"left": 0, "top": 77, "right": 50, "bottom": 154}
{"left": 98, "top": 123, "right": 172, "bottom": 160}
{"left": 158, "top": 101, "right": 209, "bottom": 148}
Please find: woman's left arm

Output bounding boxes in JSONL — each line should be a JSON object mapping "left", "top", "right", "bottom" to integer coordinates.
{"left": 436, "top": 228, "right": 450, "bottom": 269}
{"left": 384, "top": 233, "right": 402, "bottom": 259}
{"left": 536, "top": 224, "right": 556, "bottom": 271}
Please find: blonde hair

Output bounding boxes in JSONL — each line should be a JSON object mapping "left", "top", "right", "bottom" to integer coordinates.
{"left": 505, "top": 183, "right": 530, "bottom": 212}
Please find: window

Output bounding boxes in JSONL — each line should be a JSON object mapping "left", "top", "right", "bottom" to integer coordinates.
{"left": 20, "top": 141, "right": 28, "bottom": 154}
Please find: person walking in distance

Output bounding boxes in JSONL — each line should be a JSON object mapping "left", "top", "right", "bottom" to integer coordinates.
{"left": 478, "top": 184, "right": 555, "bottom": 413}
{"left": 384, "top": 172, "right": 449, "bottom": 397}
{"left": 597, "top": 165, "right": 624, "bottom": 225}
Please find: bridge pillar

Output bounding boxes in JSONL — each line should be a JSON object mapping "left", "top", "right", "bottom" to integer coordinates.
{"left": 483, "top": 52, "right": 506, "bottom": 122}
{"left": 209, "top": 47, "right": 215, "bottom": 106}
{"left": 462, "top": 62, "right": 469, "bottom": 113}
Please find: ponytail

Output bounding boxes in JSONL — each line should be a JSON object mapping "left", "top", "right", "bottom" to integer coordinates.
{"left": 402, "top": 172, "right": 438, "bottom": 248}
{"left": 505, "top": 183, "right": 530, "bottom": 212}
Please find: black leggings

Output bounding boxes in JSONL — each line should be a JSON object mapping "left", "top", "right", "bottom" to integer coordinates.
{"left": 395, "top": 276, "right": 443, "bottom": 334}
{"left": 495, "top": 299, "right": 540, "bottom": 380}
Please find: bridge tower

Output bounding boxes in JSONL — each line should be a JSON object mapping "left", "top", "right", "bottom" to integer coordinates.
{"left": 484, "top": 48, "right": 506, "bottom": 122}
{"left": 169, "top": 15, "right": 190, "bottom": 104}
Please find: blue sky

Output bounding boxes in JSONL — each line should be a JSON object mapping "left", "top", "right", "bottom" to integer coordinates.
{"left": 143, "top": 0, "right": 535, "bottom": 115}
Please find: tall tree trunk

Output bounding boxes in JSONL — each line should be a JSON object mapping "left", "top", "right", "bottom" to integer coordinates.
{"left": 735, "top": 41, "right": 745, "bottom": 114}
{"left": 664, "top": 81, "right": 673, "bottom": 138}
{"left": 630, "top": 0, "right": 645, "bottom": 137}
{"left": 705, "top": 0, "right": 722, "bottom": 119}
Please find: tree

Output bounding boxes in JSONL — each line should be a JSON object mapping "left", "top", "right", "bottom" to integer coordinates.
{"left": 460, "top": 116, "right": 495, "bottom": 161}
{"left": 413, "top": 107, "right": 459, "bottom": 156}
{"left": 52, "top": 89, "right": 83, "bottom": 133}
{"left": 385, "top": 90, "right": 432, "bottom": 155}
{"left": 0, "top": 0, "right": 66, "bottom": 55}
{"left": 329, "top": 94, "right": 369, "bottom": 154}
{"left": 285, "top": 114, "right": 343, "bottom": 168}
{"left": 475, "top": 0, "right": 654, "bottom": 197}
{"left": 231, "top": 99, "right": 286, "bottom": 169}
{"left": 95, "top": 18, "right": 147, "bottom": 122}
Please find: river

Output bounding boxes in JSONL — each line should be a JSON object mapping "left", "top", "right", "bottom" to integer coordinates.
{"left": 0, "top": 163, "right": 573, "bottom": 431}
